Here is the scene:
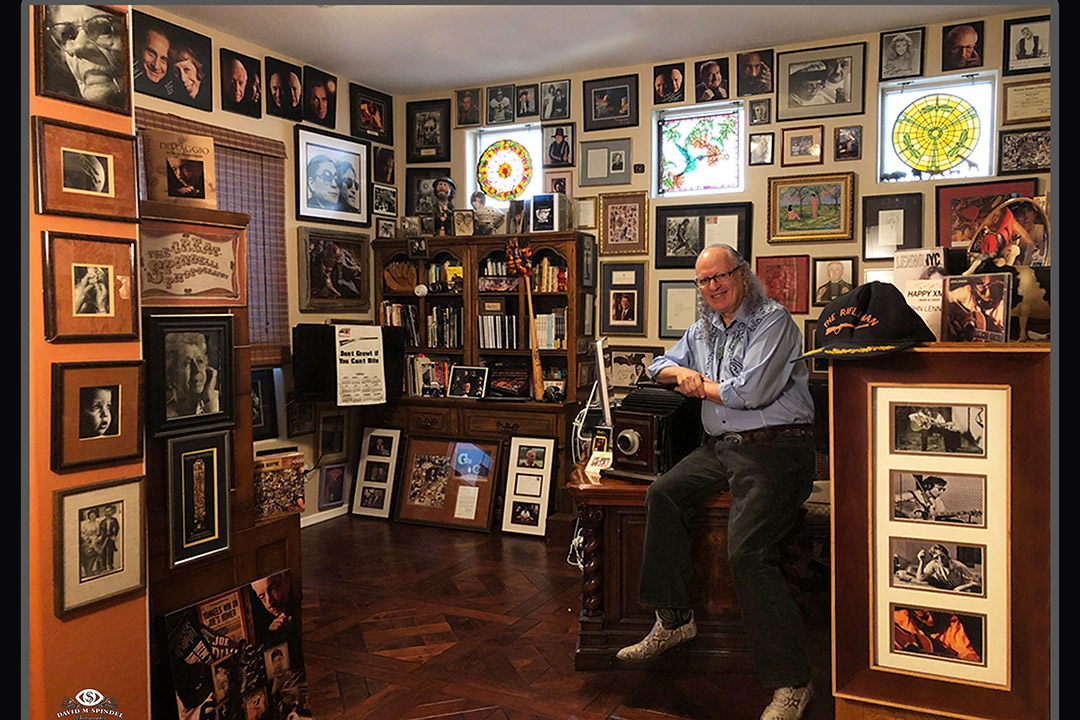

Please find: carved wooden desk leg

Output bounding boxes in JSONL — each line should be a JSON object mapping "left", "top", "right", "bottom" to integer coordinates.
{"left": 575, "top": 504, "right": 609, "bottom": 669}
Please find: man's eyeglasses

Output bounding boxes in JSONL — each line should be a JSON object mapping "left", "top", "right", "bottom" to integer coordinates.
{"left": 695, "top": 266, "right": 742, "bottom": 287}
{"left": 315, "top": 170, "right": 339, "bottom": 185}
{"left": 48, "top": 16, "right": 122, "bottom": 48}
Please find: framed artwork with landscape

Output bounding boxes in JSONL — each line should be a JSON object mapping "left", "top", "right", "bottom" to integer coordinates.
{"left": 767, "top": 172, "right": 855, "bottom": 243}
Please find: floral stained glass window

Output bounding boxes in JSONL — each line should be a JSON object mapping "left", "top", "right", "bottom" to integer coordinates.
{"left": 657, "top": 104, "right": 742, "bottom": 196}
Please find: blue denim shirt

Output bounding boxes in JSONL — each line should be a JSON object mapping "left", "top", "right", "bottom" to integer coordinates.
{"left": 647, "top": 298, "right": 814, "bottom": 434}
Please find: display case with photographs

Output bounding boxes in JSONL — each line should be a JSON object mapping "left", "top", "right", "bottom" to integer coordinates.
{"left": 395, "top": 437, "right": 500, "bottom": 532}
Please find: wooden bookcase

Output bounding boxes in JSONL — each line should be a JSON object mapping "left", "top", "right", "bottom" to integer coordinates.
{"left": 372, "top": 231, "right": 596, "bottom": 515}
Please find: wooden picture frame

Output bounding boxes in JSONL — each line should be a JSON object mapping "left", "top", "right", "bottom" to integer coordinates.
{"left": 302, "top": 65, "right": 338, "bottom": 128}
{"left": 352, "top": 427, "right": 402, "bottom": 519}
{"left": 51, "top": 361, "right": 144, "bottom": 472}
{"left": 35, "top": 5, "right": 131, "bottom": 115}
{"left": 862, "top": 193, "right": 923, "bottom": 262}
{"left": 600, "top": 261, "right": 647, "bottom": 336}
{"left": 879, "top": 27, "right": 925, "bottom": 81}
{"left": 316, "top": 406, "right": 349, "bottom": 463}
{"left": 395, "top": 437, "right": 501, "bottom": 532}
{"left": 812, "top": 256, "right": 858, "bottom": 306}
{"left": 598, "top": 191, "right": 648, "bottom": 255}
{"left": 42, "top": 231, "right": 138, "bottom": 343}
{"left": 582, "top": 74, "right": 639, "bottom": 131}
{"left": 131, "top": 10, "right": 212, "bottom": 111}
{"left": 407, "top": 98, "right": 452, "bottom": 162}
{"left": 295, "top": 124, "right": 371, "bottom": 227}
{"left": 143, "top": 314, "right": 234, "bottom": 438}
{"left": 501, "top": 437, "right": 556, "bottom": 536}
{"left": 834, "top": 125, "right": 862, "bottom": 161}
{"left": 1002, "top": 15, "right": 1050, "bottom": 76}
{"left": 767, "top": 172, "right": 855, "bottom": 243}
{"left": 139, "top": 219, "right": 247, "bottom": 307}
{"left": 934, "top": 178, "right": 1037, "bottom": 250}
{"left": 167, "top": 430, "right": 231, "bottom": 568}
{"left": 349, "top": 82, "right": 393, "bottom": 144}
{"left": 654, "top": 201, "right": 753, "bottom": 269}
{"left": 579, "top": 138, "right": 632, "bottom": 187}
{"left": 251, "top": 368, "right": 279, "bottom": 442}
{"left": 53, "top": 475, "right": 146, "bottom": 617}
{"left": 756, "top": 254, "right": 810, "bottom": 315}
{"left": 776, "top": 42, "right": 866, "bottom": 121}
{"left": 32, "top": 116, "right": 138, "bottom": 223}
{"left": 997, "top": 127, "right": 1050, "bottom": 176}
{"left": 540, "top": 79, "right": 571, "bottom": 121}
{"left": 1001, "top": 78, "right": 1050, "bottom": 125}
{"left": 658, "top": 280, "right": 700, "bottom": 339}
{"left": 802, "top": 319, "right": 828, "bottom": 381}
{"left": 781, "top": 125, "right": 824, "bottom": 167}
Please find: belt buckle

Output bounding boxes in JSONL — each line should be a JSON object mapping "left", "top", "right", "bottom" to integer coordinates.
{"left": 720, "top": 432, "right": 743, "bottom": 446}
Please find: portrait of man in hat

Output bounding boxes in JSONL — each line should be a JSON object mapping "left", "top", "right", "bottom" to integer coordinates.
{"left": 545, "top": 124, "right": 572, "bottom": 167}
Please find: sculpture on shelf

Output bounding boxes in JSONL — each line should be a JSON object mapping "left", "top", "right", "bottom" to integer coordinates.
{"left": 431, "top": 176, "right": 455, "bottom": 236}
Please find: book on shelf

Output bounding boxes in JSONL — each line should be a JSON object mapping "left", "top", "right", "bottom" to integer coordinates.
{"left": 381, "top": 301, "right": 420, "bottom": 346}
{"left": 478, "top": 314, "right": 518, "bottom": 349}
{"left": 426, "top": 304, "right": 462, "bottom": 349}
{"left": 534, "top": 308, "right": 567, "bottom": 349}
{"left": 406, "top": 354, "right": 453, "bottom": 397}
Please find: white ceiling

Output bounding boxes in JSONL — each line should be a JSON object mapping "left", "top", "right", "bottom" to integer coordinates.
{"left": 161, "top": 4, "right": 1038, "bottom": 95}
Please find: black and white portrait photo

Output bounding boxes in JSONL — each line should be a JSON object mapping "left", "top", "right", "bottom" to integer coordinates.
{"left": 891, "top": 471, "right": 986, "bottom": 526}
{"left": 891, "top": 538, "right": 984, "bottom": 595}
{"left": 788, "top": 54, "right": 852, "bottom": 107}
{"left": 132, "top": 11, "right": 213, "bottom": 111}
{"left": 37, "top": 5, "right": 130, "bottom": 114}
{"left": 653, "top": 62, "right": 685, "bottom": 104}
{"left": 1003, "top": 16, "right": 1050, "bottom": 74}
{"left": 164, "top": 331, "right": 222, "bottom": 420}
{"left": 72, "top": 264, "right": 112, "bottom": 316}
{"left": 486, "top": 84, "right": 515, "bottom": 124}
{"left": 297, "top": 125, "right": 370, "bottom": 225}
{"left": 78, "top": 500, "right": 124, "bottom": 581}
{"left": 540, "top": 79, "right": 570, "bottom": 121}
{"left": 893, "top": 403, "right": 987, "bottom": 456}
{"left": 664, "top": 216, "right": 702, "bottom": 258}
{"left": 219, "top": 48, "right": 261, "bottom": 118}
{"left": 373, "top": 185, "right": 398, "bottom": 216}
{"left": 62, "top": 149, "right": 111, "bottom": 195}
{"left": 79, "top": 384, "right": 119, "bottom": 439}
{"left": 879, "top": 28, "right": 924, "bottom": 80}
{"left": 304, "top": 66, "right": 338, "bottom": 128}
{"left": 748, "top": 98, "right": 771, "bottom": 125}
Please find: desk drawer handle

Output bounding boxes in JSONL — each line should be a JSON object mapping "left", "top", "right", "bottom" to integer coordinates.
{"left": 416, "top": 415, "right": 439, "bottom": 428}
{"left": 496, "top": 421, "right": 520, "bottom": 433}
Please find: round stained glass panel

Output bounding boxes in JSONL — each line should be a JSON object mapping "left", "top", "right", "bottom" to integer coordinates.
{"left": 477, "top": 139, "right": 533, "bottom": 201}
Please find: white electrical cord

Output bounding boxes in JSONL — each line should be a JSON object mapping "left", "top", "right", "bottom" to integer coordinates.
{"left": 566, "top": 517, "right": 584, "bottom": 571}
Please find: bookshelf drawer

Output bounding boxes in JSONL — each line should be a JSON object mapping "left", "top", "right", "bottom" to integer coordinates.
{"left": 462, "top": 411, "right": 558, "bottom": 437}
{"left": 410, "top": 407, "right": 457, "bottom": 434}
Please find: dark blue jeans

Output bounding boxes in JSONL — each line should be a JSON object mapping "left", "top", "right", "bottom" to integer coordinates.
{"left": 638, "top": 433, "right": 815, "bottom": 689}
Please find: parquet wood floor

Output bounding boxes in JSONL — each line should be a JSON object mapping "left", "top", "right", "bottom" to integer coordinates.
{"left": 300, "top": 516, "right": 834, "bottom": 720}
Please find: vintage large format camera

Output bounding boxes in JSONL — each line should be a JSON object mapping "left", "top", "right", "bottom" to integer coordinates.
{"left": 609, "top": 384, "right": 703, "bottom": 480}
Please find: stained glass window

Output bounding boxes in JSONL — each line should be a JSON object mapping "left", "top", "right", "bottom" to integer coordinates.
{"left": 470, "top": 125, "right": 542, "bottom": 207}
{"left": 656, "top": 102, "right": 743, "bottom": 197}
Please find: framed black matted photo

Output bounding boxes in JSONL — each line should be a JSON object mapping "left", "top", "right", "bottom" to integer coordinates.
{"left": 862, "top": 193, "right": 923, "bottom": 261}
{"left": 486, "top": 84, "right": 515, "bottom": 125}
{"left": 264, "top": 56, "right": 303, "bottom": 120}
{"left": 51, "top": 361, "right": 144, "bottom": 473}
{"left": 295, "top": 124, "right": 370, "bottom": 227}
{"left": 1002, "top": 15, "right": 1049, "bottom": 76}
{"left": 579, "top": 138, "right": 632, "bottom": 187}
{"left": 219, "top": 48, "right": 261, "bottom": 118}
{"left": 297, "top": 226, "right": 371, "bottom": 313}
{"left": 405, "top": 167, "right": 451, "bottom": 216}
{"left": 42, "top": 230, "right": 139, "bottom": 343}
{"left": 407, "top": 98, "right": 451, "bottom": 163}
{"left": 582, "top": 74, "right": 639, "bottom": 131}
{"left": 35, "top": 5, "right": 131, "bottom": 115}
{"left": 32, "top": 116, "right": 138, "bottom": 223}
{"left": 143, "top": 314, "right": 234, "bottom": 437}
{"left": 776, "top": 42, "right": 866, "bottom": 121}
{"left": 131, "top": 10, "right": 212, "bottom": 111}
{"left": 998, "top": 127, "right": 1050, "bottom": 176}
{"left": 303, "top": 65, "right": 337, "bottom": 128}
{"left": 349, "top": 83, "right": 393, "bottom": 145}
{"left": 53, "top": 475, "right": 145, "bottom": 617}
{"left": 749, "top": 132, "right": 774, "bottom": 166}
{"left": 540, "top": 79, "right": 571, "bottom": 121}
{"left": 600, "top": 261, "right": 647, "bottom": 336}
{"left": 879, "top": 27, "right": 925, "bottom": 81}
{"left": 455, "top": 87, "right": 482, "bottom": 127}
{"left": 654, "top": 202, "right": 752, "bottom": 269}
{"left": 167, "top": 430, "right": 231, "bottom": 568}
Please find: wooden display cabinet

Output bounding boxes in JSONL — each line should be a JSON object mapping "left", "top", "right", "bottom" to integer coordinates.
{"left": 373, "top": 231, "right": 596, "bottom": 515}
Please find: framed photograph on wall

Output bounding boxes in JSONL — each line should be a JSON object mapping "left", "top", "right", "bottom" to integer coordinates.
{"left": 405, "top": 167, "right": 451, "bottom": 216}
{"left": 659, "top": 280, "right": 700, "bottom": 339}
{"left": 32, "top": 116, "right": 137, "bottom": 223}
{"left": 251, "top": 368, "right": 279, "bottom": 442}
{"left": 131, "top": 10, "right": 212, "bottom": 111}
{"left": 756, "top": 255, "right": 810, "bottom": 315}
{"left": 502, "top": 437, "right": 556, "bottom": 536}
{"left": 802, "top": 319, "right": 828, "bottom": 380}
{"left": 545, "top": 169, "right": 573, "bottom": 199}
{"left": 598, "top": 191, "right": 648, "bottom": 255}
{"left": 219, "top": 48, "right": 261, "bottom": 118}
{"left": 407, "top": 98, "right": 451, "bottom": 162}
{"left": 1002, "top": 15, "right": 1049, "bottom": 76}
{"left": 737, "top": 49, "right": 774, "bottom": 96}
{"left": 582, "top": 73, "right": 639, "bottom": 131}
{"left": 516, "top": 83, "right": 539, "bottom": 118}
{"left": 609, "top": 346, "right": 664, "bottom": 389}
{"left": 941, "top": 21, "right": 985, "bottom": 72}
{"left": 749, "top": 132, "right": 774, "bottom": 166}
{"left": 53, "top": 475, "right": 145, "bottom": 617}
{"left": 653, "top": 62, "right": 686, "bottom": 105}
{"left": 879, "top": 27, "right": 925, "bottom": 81}
{"left": 748, "top": 98, "right": 771, "bottom": 125}
{"left": 540, "top": 79, "right": 571, "bottom": 121}
{"left": 781, "top": 125, "right": 824, "bottom": 167}
{"left": 51, "top": 361, "right": 144, "bottom": 473}
{"left": 264, "top": 56, "right": 303, "bottom": 120}
{"left": 998, "top": 127, "right": 1050, "bottom": 175}
{"left": 42, "top": 231, "right": 139, "bottom": 344}
{"left": 767, "top": 172, "right": 855, "bottom": 243}
{"left": 372, "top": 184, "right": 398, "bottom": 216}
{"left": 302, "top": 65, "right": 337, "bottom": 128}
{"left": 600, "top": 261, "right": 647, "bottom": 336}
{"left": 813, "top": 256, "right": 858, "bottom": 306}
{"left": 654, "top": 201, "right": 753, "bottom": 269}
{"left": 542, "top": 123, "right": 575, "bottom": 168}
{"left": 352, "top": 427, "right": 402, "bottom": 519}
{"left": 349, "top": 83, "right": 393, "bottom": 144}
{"left": 693, "top": 57, "right": 730, "bottom": 102}
{"left": 862, "top": 193, "right": 923, "bottom": 261}
{"left": 316, "top": 406, "right": 349, "bottom": 463}
{"left": 579, "top": 138, "right": 632, "bottom": 187}
{"left": 395, "top": 437, "right": 501, "bottom": 532}
{"left": 454, "top": 87, "right": 483, "bottom": 127}
{"left": 167, "top": 430, "right": 231, "bottom": 568}
{"left": 776, "top": 42, "right": 866, "bottom": 121}
{"left": 143, "top": 314, "right": 234, "bottom": 438}
{"left": 834, "top": 125, "right": 862, "bottom": 161}
{"left": 485, "top": 84, "right": 515, "bottom": 124}
{"left": 373, "top": 147, "right": 395, "bottom": 184}
{"left": 295, "top": 124, "right": 371, "bottom": 227}
{"left": 35, "top": 5, "right": 131, "bottom": 114}
{"left": 934, "top": 178, "right": 1037, "bottom": 250}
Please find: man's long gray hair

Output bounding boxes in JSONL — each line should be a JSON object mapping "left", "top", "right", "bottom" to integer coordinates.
{"left": 694, "top": 244, "right": 767, "bottom": 343}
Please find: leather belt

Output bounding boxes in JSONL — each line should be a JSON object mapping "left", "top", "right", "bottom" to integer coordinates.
{"left": 710, "top": 423, "right": 814, "bottom": 446}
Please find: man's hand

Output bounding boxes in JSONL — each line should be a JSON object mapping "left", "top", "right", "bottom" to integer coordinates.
{"left": 657, "top": 366, "right": 707, "bottom": 398}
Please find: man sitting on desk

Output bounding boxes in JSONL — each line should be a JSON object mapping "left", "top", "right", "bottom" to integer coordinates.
{"left": 617, "top": 244, "right": 816, "bottom": 720}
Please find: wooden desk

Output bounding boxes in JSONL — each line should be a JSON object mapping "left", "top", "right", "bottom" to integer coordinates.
{"left": 567, "top": 479, "right": 752, "bottom": 671}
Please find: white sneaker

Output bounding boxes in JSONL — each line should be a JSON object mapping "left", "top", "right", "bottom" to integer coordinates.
{"left": 615, "top": 611, "right": 697, "bottom": 661}
{"left": 760, "top": 681, "right": 813, "bottom": 720}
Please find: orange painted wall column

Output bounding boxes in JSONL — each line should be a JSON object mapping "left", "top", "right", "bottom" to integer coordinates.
{"left": 28, "top": 6, "right": 149, "bottom": 718}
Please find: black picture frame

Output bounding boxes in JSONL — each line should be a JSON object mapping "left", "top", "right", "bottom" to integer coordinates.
{"left": 349, "top": 83, "right": 394, "bottom": 144}
{"left": 302, "top": 65, "right": 338, "bottom": 128}
{"left": 264, "top": 56, "right": 303, "bottom": 120}
{"left": 167, "top": 430, "right": 231, "bottom": 568}
{"left": 748, "top": 97, "right": 772, "bottom": 125}
{"left": 582, "top": 74, "right": 639, "bottom": 131}
{"left": 406, "top": 98, "right": 451, "bottom": 163}
{"left": 485, "top": 84, "right": 516, "bottom": 125}
{"left": 834, "top": 125, "right": 863, "bottom": 161}
{"left": 251, "top": 368, "right": 279, "bottom": 441}
{"left": 455, "top": 87, "right": 483, "bottom": 128}
{"left": 446, "top": 366, "right": 489, "bottom": 399}
{"left": 862, "top": 193, "right": 923, "bottom": 261}
{"left": 652, "top": 62, "right": 686, "bottom": 105}
{"left": 295, "top": 124, "right": 371, "bottom": 227}
{"left": 143, "top": 313, "right": 235, "bottom": 438}
{"left": 373, "top": 146, "right": 395, "bottom": 184}
{"left": 516, "top": 83, "right": 539, "bottom": 118}
{"left": 1002, "top": 15, "right": 1050, "bottom": 76}
{"left": 580, "top": 233, "right": 597, "bottom": 288}
{"left": 405, "top": 166, "right": 451, "bottom": 216}
{"left": 35, "top": 5, "right": 131, "bottom": 115}
{"left": 131, "top": 10, "right": 212, "bottom": 111}
{"left": 749, "top": 132, "right": 775, "bottom": 166}
{"left": 372, "top": 184, "right": 399, "bottom": 216}
{"left": 879, "top": 27, "right": 925, "bottom": 81}
{"left": 540, "top": 79, "right": 571, "bottom": 121}
{"left": 776, "top": 42, "right": 866, "bottom": 121}
{"left": 654, "top": 202, "right": 753, "bottom": 269}
{"left": 998, "top": 127, "right": 1051, "bottom": 175}
{"left": 51, "top": 361, "right": 145, "bottom": 472}
{"left": 542, "top": 122, "right": 575, "bottom": 168}
{"left": 693, "top": 57, "right": 730, "bottom": 102}
{"left": 736, "top": 49, "right": 774, "bottom": 97}
{"left": 219, "top": 48, "right": 261, "bottom": 118}
{"left": 600, "top": 261, "right": 647, "bottom": 336}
